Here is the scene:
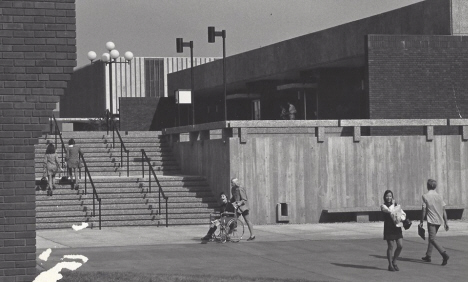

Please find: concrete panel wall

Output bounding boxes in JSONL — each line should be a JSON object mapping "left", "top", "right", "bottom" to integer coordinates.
{"left": 228, "top": 134, "right": 468, "bottom": 225}
{"left": 451, "top": 0, "right": 468, "bottom": 35}
{"left": 171, "top": 139, "right": 230, "bottom": 198}
{"left": 0, "top": 1, "right": 76, "bottom": 280}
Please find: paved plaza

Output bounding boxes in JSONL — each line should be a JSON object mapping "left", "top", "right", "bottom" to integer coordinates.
{"left": 36, "top": 221, "right": 468, "bottom": 282}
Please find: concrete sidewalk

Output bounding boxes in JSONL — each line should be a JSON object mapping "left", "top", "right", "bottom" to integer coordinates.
{"left": 36, "top": 221, "right": 468, "bottom": 281}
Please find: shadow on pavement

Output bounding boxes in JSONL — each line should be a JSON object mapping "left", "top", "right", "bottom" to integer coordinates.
{"left": 331, "top": 263, "right": 384, "bottom": 271}
{"left": 369, "top": 254, "right": 428, "bottom": 265}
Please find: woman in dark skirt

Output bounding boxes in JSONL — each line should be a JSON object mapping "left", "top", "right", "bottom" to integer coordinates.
{"left": 381, "top": 190, "right": 403, "bottom": 272}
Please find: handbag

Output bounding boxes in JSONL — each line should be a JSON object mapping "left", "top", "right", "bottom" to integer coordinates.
{"left": 39, "top": 177, "right": 48, "bottom": 191}
{"left": 418, "top": 224, "right": 426, "bottom": 240}
{"left": 403, "top": 218, "right": 412, "bottom": 230}
{"left": 59, "top": 165, "right": 69, "bottom": 183}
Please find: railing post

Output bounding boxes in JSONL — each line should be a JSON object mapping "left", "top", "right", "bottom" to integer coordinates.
{"left": 99, "top": 200, "right": 102, "bottom": 230}
{"left": 120, "top": 144, "right": 123, "bottom": 168}
{"left": 159, "top": 189, "right": 161, "bottom": 216}
{"left": 166, "top": 198, "right": 168, "bottom": 228}
{"left": 93, "top": 191, "right": 95, "bottom": 217}
{"left": 106, "top": 111, "right": 109, "bottom": 135}
{"left": 112, "top": 123, "right": 115, "bottom": 148}
{"left": 84, "top": 169, "right": 87, "bottom": 195}
{"left": 127, "top": 150, "right": 129, "bottom": 177}
{"left": 141, "top": 150, "right": 144, "bottom": 178}
{"left": 149, "top": 168, "right": 151, "bottom": 194}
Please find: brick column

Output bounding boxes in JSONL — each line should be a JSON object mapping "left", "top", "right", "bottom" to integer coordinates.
{"left": 0, "top": 1, "right": 76, "bottom": 281}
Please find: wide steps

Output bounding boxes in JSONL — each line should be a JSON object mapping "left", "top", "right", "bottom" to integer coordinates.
{"left": 35, "top": 131, "right": 217, "bottom": 228}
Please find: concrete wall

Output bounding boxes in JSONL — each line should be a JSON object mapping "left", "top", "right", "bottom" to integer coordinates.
{"left": 168, "top": 0, "right": 457, "bottom": 94}
{"left": 167, "top": 122, "right": 468, "bottom": 225}
{"left": 0, "top": 1, "right": 76, "bottom": 280}
{"left": 171, "top": 139, "right": 230, "bottom": 198}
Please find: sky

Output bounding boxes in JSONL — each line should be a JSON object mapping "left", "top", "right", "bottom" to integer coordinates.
{"left": 76, "top": 0, "right": 423, "bottom": 69}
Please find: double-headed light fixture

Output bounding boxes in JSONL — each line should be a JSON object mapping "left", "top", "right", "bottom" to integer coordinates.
{"left": 208, "top": 26, "right": 227, "bottom": 121}
{"left": 87, "top": 42, "right": 134, "bottom": 116}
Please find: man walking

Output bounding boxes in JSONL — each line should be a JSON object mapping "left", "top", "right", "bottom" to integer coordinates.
{"left": 420, "top": 179, "right": 450, "bottom": 265}
{"left": 230, "top": 178, "right": 255, "bottom": 241}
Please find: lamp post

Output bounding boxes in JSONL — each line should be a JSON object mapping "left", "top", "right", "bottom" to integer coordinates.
{"left": 87, "top": 42, "right": 134, "bottom": 118}
{"left": 176, "top": 38, "right": 195, "bottom": 125}
{"left": 208, "top": 26, "right": 227, "bottom": 121}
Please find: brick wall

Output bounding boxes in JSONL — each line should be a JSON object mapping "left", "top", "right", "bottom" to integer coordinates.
{"left": 367, "top": 35, "right": 468, "bottom": 135}
{"left": 120, "top": 97, "right": 176, "bottom": 131}
{"left": 0, "top": 1, "right": 76, "bottom": 281}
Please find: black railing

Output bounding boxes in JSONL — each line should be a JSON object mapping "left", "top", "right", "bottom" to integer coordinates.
{"left": 79, "top": 151, "right": 102, "bottom": 230}
{"left": 51, "top": 115, "right": 66, "bottom": 168}
{"left": 141, "top": 149, "right": 169, "bottom": 227}
{"left": 106, "top": 110, "right": 129, "bottom": 177}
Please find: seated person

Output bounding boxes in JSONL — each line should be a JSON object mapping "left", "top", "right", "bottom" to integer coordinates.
{"left": 201, "top": 192, "right": 236, "bottom": 240}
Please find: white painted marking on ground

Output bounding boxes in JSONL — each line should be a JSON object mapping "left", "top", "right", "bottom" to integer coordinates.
{"left": 33, "top": 261, "right": 82, "bottom": 282}
{"left": 62, "top": 254, "right": 89, "bottom": 263}
{"left": 38, "top": 248, "right": 52, "bottom": 261}
{"left": 71, "top": 222, "right": 89, "bottom": 231}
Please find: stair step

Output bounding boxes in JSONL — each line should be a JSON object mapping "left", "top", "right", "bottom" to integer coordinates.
{"left": 35, "top": 131, "right": 217, "bottom": 228}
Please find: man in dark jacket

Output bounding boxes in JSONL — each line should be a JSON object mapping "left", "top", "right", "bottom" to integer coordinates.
{"left": 231, "top": 177, "right": 255, "bottom": 241}
{"left": 201, "top": 192, "right": 236, "bottom": 240}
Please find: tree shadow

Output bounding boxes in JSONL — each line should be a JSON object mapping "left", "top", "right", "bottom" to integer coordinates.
{"left": 369, "top": 254, "right": 427, "bottom": 264}
{"left": 331, "top": 263, "right": 384, "bottom": 271}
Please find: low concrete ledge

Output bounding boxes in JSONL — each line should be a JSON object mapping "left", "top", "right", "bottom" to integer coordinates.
{"left": 163, "top": 121, "right": 228, "bottom": 135}
{"left": 340, "top": 119, "right": 447, "bottom": 127}
{"left": 228, "top": 120, "right": 339, "bottom": 128}
{"left": 448, "top": 119, "right": 468, "bottom": 126}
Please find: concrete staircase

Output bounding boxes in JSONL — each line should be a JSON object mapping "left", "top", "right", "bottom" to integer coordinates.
{"left": 35, "top": 131, "right": 217, "bottom": 229}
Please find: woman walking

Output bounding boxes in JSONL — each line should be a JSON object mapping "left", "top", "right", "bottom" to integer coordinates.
{"left": 43, "top": 143, "right": 62, "bottom": 196}
{"left": 65, "top": 138, "right": 82, "bottom": 190}
{"left": 381, "top": 190, "right": 403, "bottom": 271}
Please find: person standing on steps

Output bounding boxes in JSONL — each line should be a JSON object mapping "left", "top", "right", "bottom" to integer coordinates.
{"left": 420, "top": 179, "right": 450, "bottom": 266}
{"left": 65, "top": 138, "right": 82, "bottom": 190}
{"left": 230, "top": 177, "right": 255, "bottom": 241}
{"left": 43, "top": 143, "right": 63, "bottom": 196}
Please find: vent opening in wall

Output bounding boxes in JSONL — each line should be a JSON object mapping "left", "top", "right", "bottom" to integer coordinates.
{"left": 277, "top": 202, "right": 290, "bottom": 223}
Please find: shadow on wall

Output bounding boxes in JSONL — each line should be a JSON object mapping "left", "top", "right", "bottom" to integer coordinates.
{"left": 150, "top": 97, "right": 176, "bottom": 130}
{"left": 120, "top": 97, "right": 176, "bottom": 131}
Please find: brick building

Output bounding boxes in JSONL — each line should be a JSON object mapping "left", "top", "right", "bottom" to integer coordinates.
{"left": 0, "top": 1, "right": 76, "bottom": 280}
{"left": 168, "top": 0, "right": 468, "bottom": 128}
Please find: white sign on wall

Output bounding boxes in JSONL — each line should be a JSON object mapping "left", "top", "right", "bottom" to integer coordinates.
{"left": 175, "top": 90, "right": 192, "bottom": 104}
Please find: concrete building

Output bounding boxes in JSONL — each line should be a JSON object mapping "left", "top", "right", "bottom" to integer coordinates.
{"left": 168, "top": 0, "right": 468, "bottom": 129}
{"left": 60, "top": 57, "right": 218, "bottom": 119}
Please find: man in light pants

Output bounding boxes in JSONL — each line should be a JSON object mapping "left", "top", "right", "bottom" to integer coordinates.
{"left": 420, "top": 179, "right": 449, "bottom": 265}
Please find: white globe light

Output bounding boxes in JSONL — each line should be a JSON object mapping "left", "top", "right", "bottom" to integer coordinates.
{"left": 124, "top": 51, "right": 134, "bottom": 61}
{"left": 101, "top": 53, "right": 110, "bottom": 62}
{"left": 110, "top": 49, "right": 120, "bottom": 59}
{"left": 87, "top": 51, "right": 97, "bottom": 61}
{"left": 106, "top": 41, "right": 115, "bottom": 51}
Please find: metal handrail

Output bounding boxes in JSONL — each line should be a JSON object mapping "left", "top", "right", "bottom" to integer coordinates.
{"left": 79, "top": 151, "right": 102, "bottom": 230}
{"left": 51, "top": 115, "right": 67, "bottom": 168}
{"left": 141, "top": 149, "right": 169, "bottom": 227}
{"left": 105, "top": 110, "right": 129, "bottom": 177}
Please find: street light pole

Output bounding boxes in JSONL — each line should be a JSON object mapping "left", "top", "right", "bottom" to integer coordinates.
{"left": 176, "top": 38, "right": 195, "bottom": 125}
{"left": 88, "top": 42, "right": 134, "bottom": 118}
{"left": 208, "top": 27, "right": 227, "bottom": 121}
